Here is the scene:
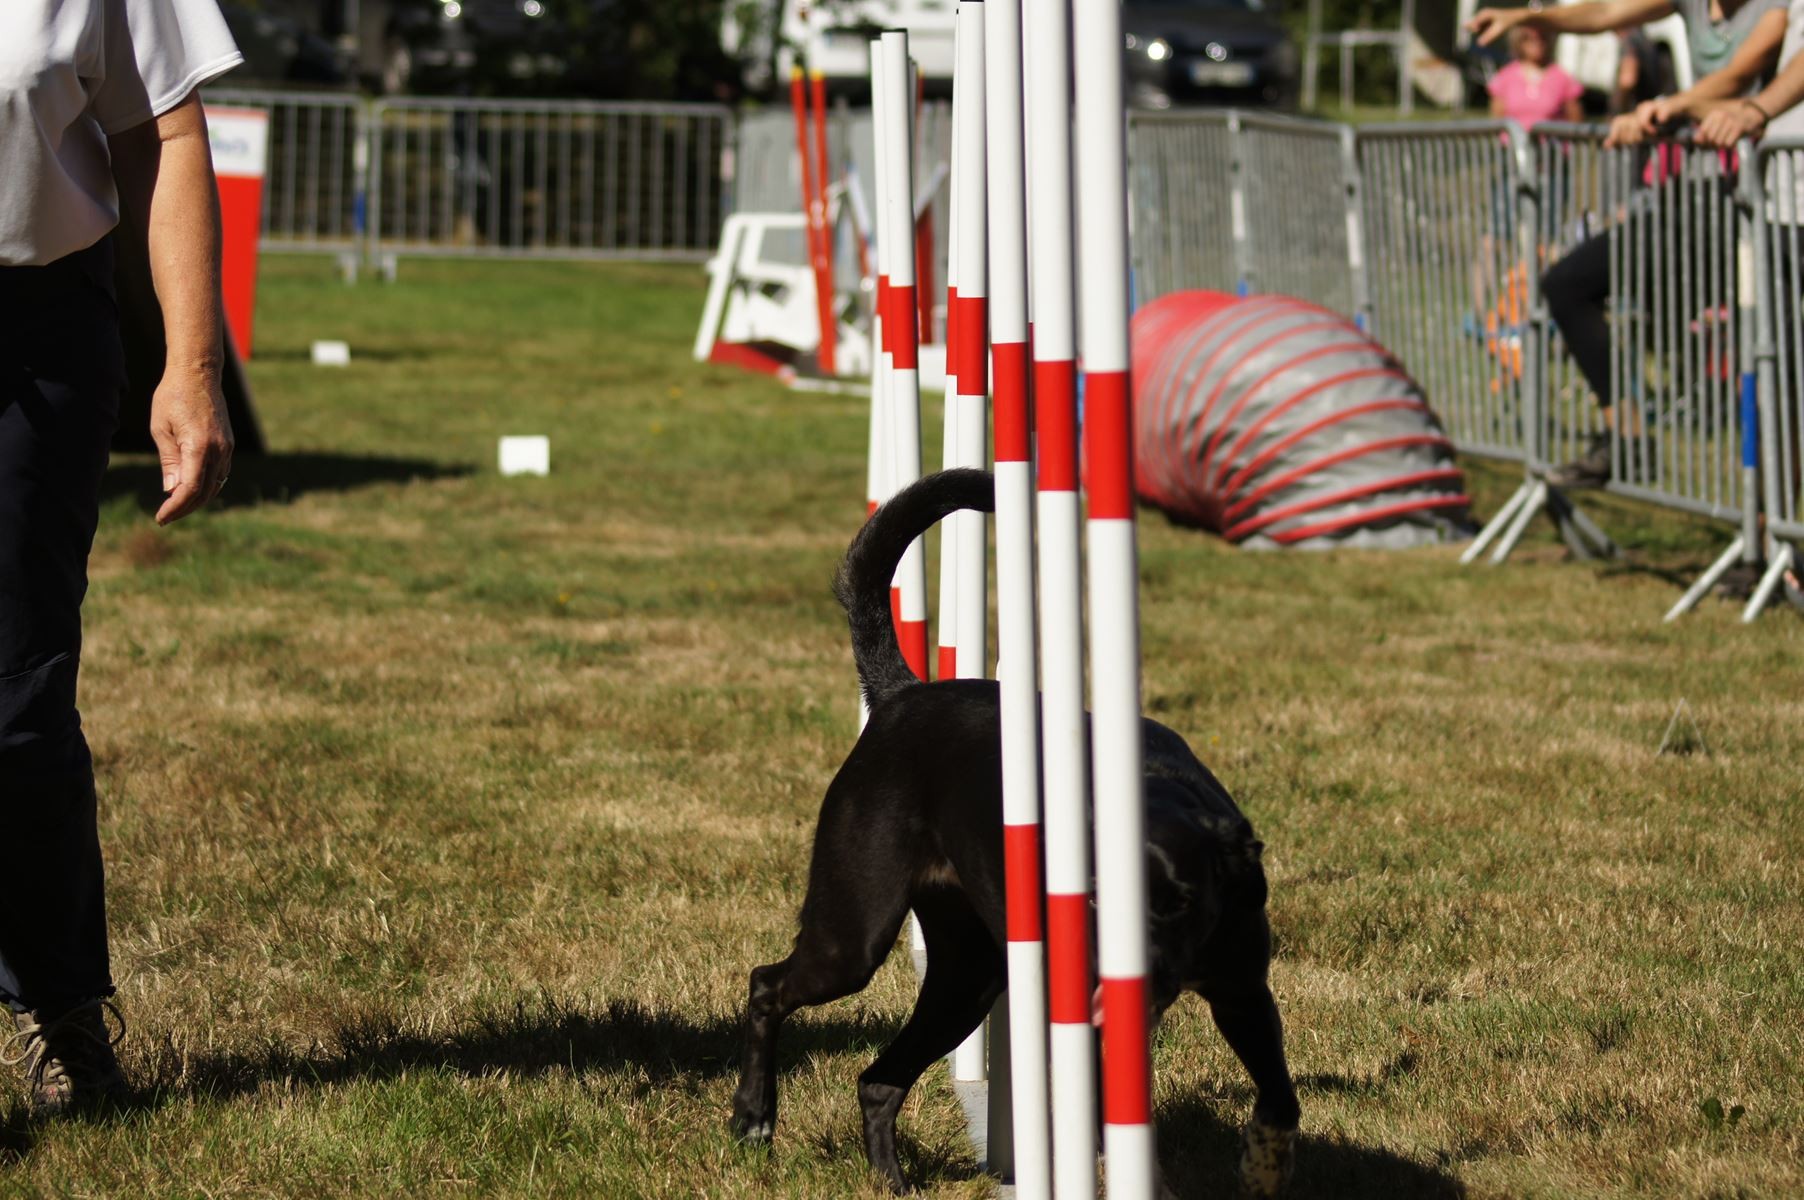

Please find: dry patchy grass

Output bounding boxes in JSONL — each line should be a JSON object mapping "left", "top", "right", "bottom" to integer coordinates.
{"left": 1, "top": 256, "right": 1799, "bottom": 1199}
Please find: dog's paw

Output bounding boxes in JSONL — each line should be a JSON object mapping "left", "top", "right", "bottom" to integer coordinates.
{"left": 1238, "top": 1116, "right": 1297, "bottom": 1198}
{"left": 730, "top": 1111, "right": 775, "bottom": 1145}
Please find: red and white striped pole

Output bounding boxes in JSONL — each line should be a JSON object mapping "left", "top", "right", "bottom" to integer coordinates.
{"left": 1074, "top": 0, "right": 1155, "bottom": 1191}
{"left": 936, "top": 65, "right": 964, "bottom": 687}
{"left": 878, "top": 35, "right": 931, "bottom": 685}
{"left": 864, "top": 40, "right": 894, "bottom": 732}
{"left": 810, "top": 68, "right": 839, "bottom": 377}
{"left": 947, "top": 0, "right": 994, "bottom": 1086}
{"left": 982, "top": 0, "right": 1053, "bottom": 1193}
{"left": 1024, "top": 2, "right": 1097, "bottom": 1195}
{"left": 790, "top": 67, "right": 835, "bottom": 380}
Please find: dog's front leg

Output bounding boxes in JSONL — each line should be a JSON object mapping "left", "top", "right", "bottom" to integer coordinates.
{"left": 730, "top": 962, "right": 788, "bottom": 1143}
{"left": 1205, "top": 984, "right": 1299, "bottom": 1198}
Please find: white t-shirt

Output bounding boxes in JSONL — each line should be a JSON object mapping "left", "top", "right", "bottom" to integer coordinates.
{"left": 1769, "top": 1, "right": 1804, "bottom": 140}
{"left": 1759, "top": 2, "right": 1804, "bottom": 225}
{"left": 0, "top": 0, "right": 242, "bottom": 266}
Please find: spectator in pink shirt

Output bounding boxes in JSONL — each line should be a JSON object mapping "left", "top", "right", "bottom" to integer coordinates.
{"left": 1489, "top": 26, "right": 1585, "bottom": 126}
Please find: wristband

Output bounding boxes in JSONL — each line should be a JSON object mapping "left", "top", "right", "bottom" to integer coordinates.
{"left": 1744, "top": 97, "right": 1772, "bottom": 126}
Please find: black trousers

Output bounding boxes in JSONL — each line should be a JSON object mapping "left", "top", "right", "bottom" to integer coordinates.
{"left": 1541, "top": 182, "right": 1731, "bottom": 417}
{"left": 0, "top": 238, "right": 123, "bottom": 1015}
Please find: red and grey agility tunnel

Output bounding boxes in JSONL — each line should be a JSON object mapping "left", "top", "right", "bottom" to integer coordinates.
{"left": 1132, "top": 291, "right": 1472, "bottom": 548}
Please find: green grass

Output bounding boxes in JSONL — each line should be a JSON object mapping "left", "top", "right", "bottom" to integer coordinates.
{"left": 2, "top": 255, "right": 1800, "bottom": 1198}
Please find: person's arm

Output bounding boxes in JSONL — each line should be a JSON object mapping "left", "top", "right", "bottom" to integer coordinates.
{"left": 107, "top": 92, "right": 234, "bottom": 526}
{"left": 1563, "top": 97, "right": 1585, "bottom": 121}
{"left": 1468, "top": 0, "right": 1675, "bottom": 46}
{"left": 1491, "top": 93, "right": 1510, "bottom": 118}
{"left": 1696, "top": 48, "right": 1804, "bottom": 145}
{"left": 1651, "top": 9, "right": 1789, "bottom": 124}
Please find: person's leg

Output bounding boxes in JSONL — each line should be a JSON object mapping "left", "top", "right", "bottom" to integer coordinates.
{"left": 1541, "top": 228, "right": 1614, "bottom": 416}
{"left": 1541, "top": 227, "right": 1644, "bottom": 486}
{"left": 0, "top": 239, "right": 124, "bottom": 1028}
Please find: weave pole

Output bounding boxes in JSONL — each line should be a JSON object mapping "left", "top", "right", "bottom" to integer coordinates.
{"left": 942, "top": 27, "right": 989, "bottom": 1082}
{"left": 873, "top": 34, "right": 931, "bottom": 685}
{"left": 790, "top": 67, "right": 835, "bottom": 380}
{"left": 1022, "top": 1, "right": 1097, "bottom": 1194}
{"left": 862, "top": 49, "right": 893, "bottom": 733}
{"left": 810, "top": 69, "right": 839, "bottom": 377}
{"left": 936, "top": 64, "right": 964, "bottom": 688}
{"left": 1074, "top": 0, "right": 1156, "bottom": 1191}
{"left": 981, "top": 0, "right": 1054, "bottom": 1192}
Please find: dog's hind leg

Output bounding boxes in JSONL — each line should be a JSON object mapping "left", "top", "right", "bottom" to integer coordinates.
{"left": 1204, "top": 982, "right": 1300, "bottom": 1198}
{"left": 730, "top": 813, "right": 914, "bottom": 1147}
{"left": 858, "top": 885, "right": 1004, "bottom": 1194}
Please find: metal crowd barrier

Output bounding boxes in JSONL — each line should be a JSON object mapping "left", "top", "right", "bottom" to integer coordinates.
{"left": 206, "top": 88, "right": 365, "bottom": 255}
{"left": 1357, "top": 122, "right": 1534, "bottom": 471}
{"left": 1749, "top": 139, "right": 1804, "bottom": 616}
{"left": 1126, "top": 111, "right": 1798, "bottom": 616}
{"left": 366, "top": 98, "right": 731, "bottom": 261}
{"left": 1127, "top": 110, "right": 1240, "bottom": 303}
{"left": 1236, "top": 112, "right": 1362, "bottom": 318}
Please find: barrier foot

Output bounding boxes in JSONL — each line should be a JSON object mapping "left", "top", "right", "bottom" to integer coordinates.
{"left": 1546, "top": 485, "right": 1617, "bottom": 560}
{"left": 1490, "top": 479, "right": 1548, "bottom": 564}
{"left": 1462, "top": 480, "right": 1533, "bottom": 564}
{"left": 1664, "top": 536, "right": 1746, "bottom": 623}
{"left": 1740, "top": 543, "right": 1797, "bottom": 624}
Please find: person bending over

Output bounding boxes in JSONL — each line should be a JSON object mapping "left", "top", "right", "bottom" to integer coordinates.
{"left": 1, "top": 0, "right": 241, "bottom": 1112}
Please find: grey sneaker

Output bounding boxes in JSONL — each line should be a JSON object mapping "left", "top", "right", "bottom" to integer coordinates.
{"left": 1547, "top": 432, "right": 1656, "bottom": 489}
{"left": 1546, "top": 432, "right": 1612, "bottom": 489}
{"left": 3, "top": 1000, "right": 126, "bottom": 1114}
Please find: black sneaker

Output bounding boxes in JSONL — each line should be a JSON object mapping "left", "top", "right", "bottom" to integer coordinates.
{"left": 3, "top": 1000, "right": 126, "bottom": 1114}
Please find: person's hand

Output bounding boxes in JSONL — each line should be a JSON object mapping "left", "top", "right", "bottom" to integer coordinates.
{"left": 148, "top": 369, "right": 233, "bottom": 525}
{"left": 1466, "top": 7, "right": 1522, "bottom": 46}
{"left": 1696, "top": 98, "right": 1768, "bottom": 148}
{"left": 1605, "top": 109, "right": 1650, "bottom": 148}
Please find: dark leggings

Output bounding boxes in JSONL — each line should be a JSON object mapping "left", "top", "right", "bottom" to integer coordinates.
{"left": 1540, "top": 230, "right": 1614, "bottom": 410}
{"left": 1542, "top": 182, "right": 1734, "bottom": 417}
{"left": 0, "top": 238, "right": 122, "bottom": 1015}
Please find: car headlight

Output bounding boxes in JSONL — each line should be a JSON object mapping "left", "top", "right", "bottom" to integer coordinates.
{"left": 1147, "top": 38, "right": 1171, "bottom": 62}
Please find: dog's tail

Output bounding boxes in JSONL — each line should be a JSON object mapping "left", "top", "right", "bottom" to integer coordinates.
{"left": 835, "top": 468, "right": 995, "bottom": 710}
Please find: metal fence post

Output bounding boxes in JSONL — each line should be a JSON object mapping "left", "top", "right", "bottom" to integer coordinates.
{"left": 1738, "top": 141, "right": 1763, "bottom": 568}
{"left": 1743, "top": 140, "right": 1797, "bottom": 619}
{"left": 1341, "top": 123, "right": 1371, "bottom": 332}
{"left": 1227, "top": 111, "right": 1252, "bottom": 296}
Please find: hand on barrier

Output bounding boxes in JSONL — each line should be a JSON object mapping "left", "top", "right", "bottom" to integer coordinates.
{"left": 1605, "top": 103, "right": 1659, "bottom": 148}
{"left": 1695, "top": 98, "right": 1768, "bottom": 148}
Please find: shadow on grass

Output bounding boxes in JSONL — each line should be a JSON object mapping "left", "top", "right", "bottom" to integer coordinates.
{"left": 1158, "top": 1090, "right": 1467, "bottom": 1199}
{"left": 101, "top": 452, "right": 472, "bottom": 516}
{"left": 0, "top": 995, "right": 892, "bottom": 1164}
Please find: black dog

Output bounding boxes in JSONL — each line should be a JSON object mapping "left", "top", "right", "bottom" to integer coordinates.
{"left": 730, "top": 468, "right": 1299, "bottom": 1194}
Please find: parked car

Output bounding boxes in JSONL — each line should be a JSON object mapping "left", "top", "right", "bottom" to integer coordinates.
{"left": 1121, "top": 0, "right": 1299, "bottom": 110}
